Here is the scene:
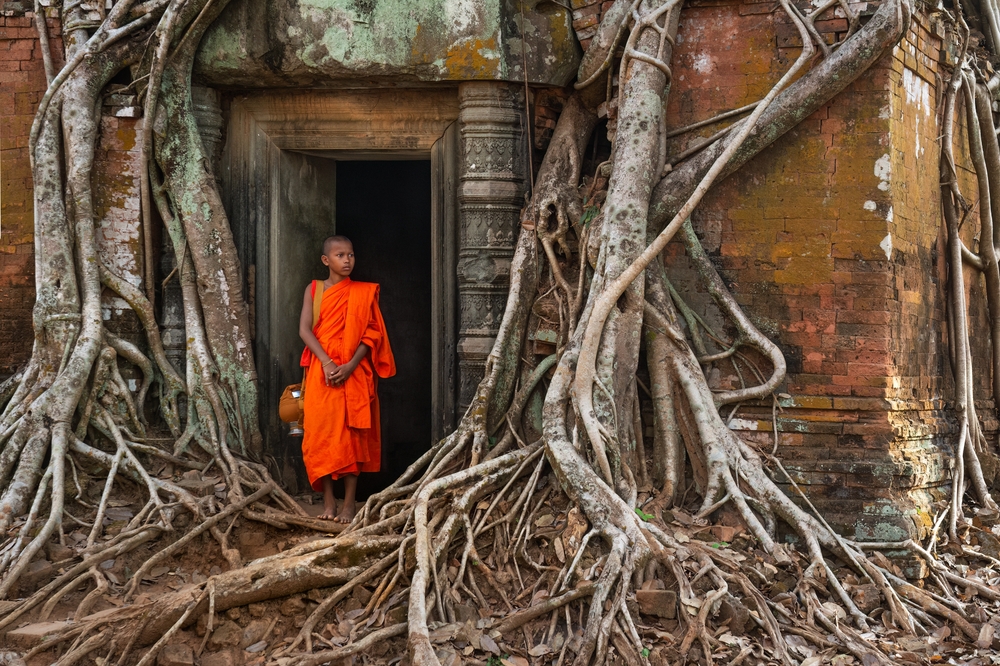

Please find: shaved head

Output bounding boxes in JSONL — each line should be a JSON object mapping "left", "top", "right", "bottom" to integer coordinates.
{"left": 323, "top": 235, "right": 353, "bottom": 254}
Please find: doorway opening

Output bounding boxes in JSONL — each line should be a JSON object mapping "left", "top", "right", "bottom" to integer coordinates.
{"left": 336, "top": 160, "right": 432, "bottom": 497}
{"left": 267, "top": 156, "right": 434, "bottom": 498}
{"left": 220, "top": 92, "right": 460, "bottom": 503}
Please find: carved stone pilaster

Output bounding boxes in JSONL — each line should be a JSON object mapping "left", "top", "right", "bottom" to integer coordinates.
{"left": 191, "top": 85, "right": 224, "bottom": 175}
{"left": 159, "top": 234, "right": 186, "bottom": 378}
{"left": 457, "top": 82, "right": 527, "bottom": 408}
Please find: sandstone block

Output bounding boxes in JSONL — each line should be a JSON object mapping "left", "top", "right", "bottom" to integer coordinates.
{"left": 208, "top": 621, "right": 243, "bottom": 650}
{"left": 279, "top": 595, "right": 306, "bottom": 616}
{"left": 4, "top": 621, "right": 71, "bottom": 649}
{"left": 202, "top": 649, "right": 243, "bottom": 666}
{"left": 156, "top": 644, "right": 193, "bottom": 666}
{"left": 635, "top": 590, "right": 676, "bottom": 619}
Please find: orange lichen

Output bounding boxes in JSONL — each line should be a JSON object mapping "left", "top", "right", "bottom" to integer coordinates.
{"left": 443, "top": 37, "right": 500, "bottom": 79}
{"left": 116, "top": 126, "right": 136, "bottom": 151}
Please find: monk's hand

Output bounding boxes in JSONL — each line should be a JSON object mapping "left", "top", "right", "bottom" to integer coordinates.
{"left": 328, "top": 361, "right": 356, "bottom": 385}
{"left": 323, "top": 360, "right": 339, "bottom": 387}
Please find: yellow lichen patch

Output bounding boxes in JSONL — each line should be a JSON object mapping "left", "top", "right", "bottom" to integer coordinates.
{"left": 544, "top": 9, "right": 571, "bottom": 50}
{"left": 116, "top": 126, "right": 137, "bottom": 152}
{"left": 443, "top": 37, "right": 500, "bottom": 79}
{"left": 774, "top": 256, "right": 834, "bottom": 285}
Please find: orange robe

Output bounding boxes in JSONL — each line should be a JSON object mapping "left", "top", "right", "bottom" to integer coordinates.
{"left": 300, "top": 278, "right": 395, "bottom": 491}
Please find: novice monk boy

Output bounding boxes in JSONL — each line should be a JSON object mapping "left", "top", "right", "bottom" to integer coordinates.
{"left": 299, "top": 235, "right": 395, "bottom": 523}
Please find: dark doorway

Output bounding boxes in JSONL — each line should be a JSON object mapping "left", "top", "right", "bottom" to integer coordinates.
{"left": 335, "top": 161, "right": 433, "bottom": 497}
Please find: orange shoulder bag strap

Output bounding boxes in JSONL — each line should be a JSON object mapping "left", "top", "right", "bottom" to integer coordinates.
{"left": 300, "top": 281, "right": 326, "bottom": 401}
{"left": 312, "top": 280, "right": 324, "bottom": 329}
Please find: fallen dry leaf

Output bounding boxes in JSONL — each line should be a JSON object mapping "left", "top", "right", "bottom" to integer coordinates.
{"left": 821, "top": 602, "right": 847, "bottom": 621}
{"left": 528, "top": 643, "right": 552, "bottom": 656}
{"left": 480, "top": 634, "right": 500, "bottom": 654}
{"left": 501, "top": 658, "right": 529, "bottom": 666}
{"left": 976, "top": 623, "right": 994, "bottom": 649}
{"left": 562, "top": 507, "right": 589, "bottom": 556}
{"left": 930, "top": 625, "right": 950, "bottom": 644}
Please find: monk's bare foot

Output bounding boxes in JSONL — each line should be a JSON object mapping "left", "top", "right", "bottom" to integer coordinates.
{"left": 333, "top": 501, "right": 356, "bottom": 524}
{"left": 318, "top": 500, "right": 338, "bottom": 521}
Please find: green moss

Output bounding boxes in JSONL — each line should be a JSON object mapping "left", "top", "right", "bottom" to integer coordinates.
{"left": 196, "top": 0, "right": 577, "bottom": 85}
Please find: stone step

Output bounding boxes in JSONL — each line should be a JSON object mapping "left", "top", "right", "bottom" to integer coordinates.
{"left": 3, "top": 621, "right": 72, "bottom": 649}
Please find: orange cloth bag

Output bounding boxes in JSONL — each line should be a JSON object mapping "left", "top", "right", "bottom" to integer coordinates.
{"left": 278, "top": 282, "right": 324, "bottom": 424}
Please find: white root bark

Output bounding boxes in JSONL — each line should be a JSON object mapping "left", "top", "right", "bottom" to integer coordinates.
{"left": 13, "top": 0, "right": 1000, "bottom": 664}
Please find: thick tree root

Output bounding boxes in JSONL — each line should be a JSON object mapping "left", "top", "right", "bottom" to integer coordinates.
{"left": 10, "top": 0, "right": 1000, "bottom": 664}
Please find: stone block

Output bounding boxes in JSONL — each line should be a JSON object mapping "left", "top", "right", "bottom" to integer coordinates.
{"left": 208, "top": 621, "right": 243, "bottom": 651}
{"left": 241, "top": 619, "right": 271, "bottom": 648}
{"left": 201, "top": 649, "right": 243, "bottom": 666}
{"left": 635, "top": 590, "right": 676, "bottom": 619}
{"left": 3, "top": 621, "right": 71, "bottom": 649}
{"left": 279, "top": 595, "right": 306, "bottom": 616}
{"left": 718, "top": 595, "right": 750, "bottom": 635}
{"left": 157, "top": 644, "right": 194, "bottom": 666}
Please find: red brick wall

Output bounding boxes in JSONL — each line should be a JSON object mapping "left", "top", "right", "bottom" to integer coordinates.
{"left": 0, "top": 0, "right": 983, "bottom": 542}
{"left": 664, "top": 4, "right": 896, "bottom": 401}
{"left": 655, "top": 4, "right": 972, "bottom": 542}
{"left": 0, "top": 7, "right": 61, "bottom": 376}
{"left": 0, "top": 8, "right": 144, "bottom": 378}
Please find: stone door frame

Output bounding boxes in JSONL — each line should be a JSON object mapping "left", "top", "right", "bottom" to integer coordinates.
{"left": 220, "top": 88, "right": 462, "bottom": 462}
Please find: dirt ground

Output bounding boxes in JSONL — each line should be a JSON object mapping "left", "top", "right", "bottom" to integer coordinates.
{"left": 3, "top": 463, "right": 1000, "bottom": 666}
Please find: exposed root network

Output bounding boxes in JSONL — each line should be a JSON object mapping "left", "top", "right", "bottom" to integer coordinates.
{"left": 8, "top": 0, "right": 1000, "bottom": 664}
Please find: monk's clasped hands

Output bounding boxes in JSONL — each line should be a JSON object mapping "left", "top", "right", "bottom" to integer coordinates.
{"left": 327, "top": 361, "right": 356, "bottom": 386}
{"left": 322, "top": 359, "right": 339, "bottom": 387}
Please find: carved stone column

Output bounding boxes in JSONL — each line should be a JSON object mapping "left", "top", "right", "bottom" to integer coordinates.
{"left": 159, "top": 234, "right": 186, "bottom": 377}
{"left": 191, "top": 85, "right": 224, "bottom": 176}
{"left": 457, "top": 82, "right": 527, "bottom": 408}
